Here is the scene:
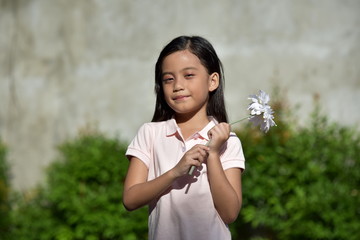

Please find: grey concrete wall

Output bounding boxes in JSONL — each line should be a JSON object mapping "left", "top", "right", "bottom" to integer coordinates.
{"left": 1, "top": 0, "right": 359, "bottom": 191}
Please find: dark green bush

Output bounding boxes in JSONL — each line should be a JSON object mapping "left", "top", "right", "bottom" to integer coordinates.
{"left": 10, "top": 131, "right": 148, "bottom": 240}
{"left": 231, "top": 106, "right": 360, "bottom": 240}
{"left": 7, "top": 101, "right": 360, "bottom": 239}
{"left": 0, "top": 140, "right": 11, "bottom": 238}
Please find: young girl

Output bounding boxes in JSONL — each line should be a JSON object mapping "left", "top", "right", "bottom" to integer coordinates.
{"left": 123, "top": 36, "right": 245, "bottom": 240}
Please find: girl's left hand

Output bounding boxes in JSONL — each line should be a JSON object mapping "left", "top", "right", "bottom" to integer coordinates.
{"left": 207, "top": 122, "right": 230, "bottom": 154}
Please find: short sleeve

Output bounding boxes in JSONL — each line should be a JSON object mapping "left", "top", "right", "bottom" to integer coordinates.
{"left": 126, "top": 123, "right": 154, "bottom": 168}
{"left": 220, "top": 133, "right": 245, "bottom": 171}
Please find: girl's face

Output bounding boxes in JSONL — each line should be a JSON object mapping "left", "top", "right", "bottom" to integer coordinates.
{"left": 161, "top": 50, "right": 219, "bottom": 119}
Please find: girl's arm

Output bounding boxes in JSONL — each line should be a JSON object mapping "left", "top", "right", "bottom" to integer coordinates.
{"left": 206, "top": 123, "right": 243, "bottom": 224}
{"left": 207, "top": 154, "right": 242, "bottom": 224}
{"left": 123, "top": 157, "right": 176, "bottom": 211}
{"left": 123, "top": 144, "right": 209, "bottom": 211}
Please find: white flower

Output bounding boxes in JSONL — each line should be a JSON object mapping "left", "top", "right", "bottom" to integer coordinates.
{"left": 247, "top": 90, "right": 276, "bottom": 133}
{"left": 247, "top": 90, "right": 270, "bottom": 114}
{"left": 190, "top": 90, "right": 276, "bottom": 175}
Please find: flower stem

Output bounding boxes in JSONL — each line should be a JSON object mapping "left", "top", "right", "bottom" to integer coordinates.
{"left": 230, "top": 116, "right": 250, "bottom": 126}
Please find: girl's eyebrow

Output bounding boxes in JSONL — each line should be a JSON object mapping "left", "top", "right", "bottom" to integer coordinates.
{"left": 182, "top": 67, "right": 198, "bottom": 71}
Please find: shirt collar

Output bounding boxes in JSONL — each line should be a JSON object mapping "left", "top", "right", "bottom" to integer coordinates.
{"left": 165, "top": 117, "right": 218, "bottom": 141}
{"left": 166, "top": 118, "right": 179, "bottom": 137}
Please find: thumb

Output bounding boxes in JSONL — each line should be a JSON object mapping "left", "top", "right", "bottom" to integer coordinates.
{"left": 207, "top": 129, "right": 213, "bottom": 140}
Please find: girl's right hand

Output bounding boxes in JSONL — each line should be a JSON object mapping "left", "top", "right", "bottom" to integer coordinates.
{"left": 172, "top": 144, "right": 209, "bottom": 178}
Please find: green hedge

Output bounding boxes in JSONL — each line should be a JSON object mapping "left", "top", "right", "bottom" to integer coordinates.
{"left": 5, "top": 105, "right": 360, "bottom": 239}
{"left": 231, "top": 107, "right": 360, "bottom": 239}
{"left": 0, "top": 140, "right": 11, "bottom": 238}
{"left": 9, "top": 132, "right": 148, "bottom": 240}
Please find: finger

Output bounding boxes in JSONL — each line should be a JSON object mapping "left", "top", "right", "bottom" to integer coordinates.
{"left": 208, "top": 128, "right": 221, "bottom": 140}
{"left": 199, "top": 148, "right": 209, "bottom": 158}
{"left": 197, "top": 144, "right": 210, "bottom": 151}
{"left": 217, "top": 122, "right": 230, "bottom": 133}
{"left": 208, "top": 123, "right": 230, "bottom": 139}
{"left": 187, "top": 150, "right": 207, "bottom": 164}
{"left": 194, "top": 152, "right": 207, "bottom": 163}
{"left": 190, "top": 150, "right": 204, "bottom": 161}
{"left": 190, "top": 144, "right": 210, "bottom": 153}
{"left": 189, "top": 157, "right": 202, "bottom": 167}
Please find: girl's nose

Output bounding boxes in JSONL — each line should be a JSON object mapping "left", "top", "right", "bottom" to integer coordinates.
{"left": 173, "top": 78, "right": 185, "bottom": 92}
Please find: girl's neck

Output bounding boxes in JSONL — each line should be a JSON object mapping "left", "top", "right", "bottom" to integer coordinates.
{"left": 175, "top": 112, "right": 210, "bottom": 140}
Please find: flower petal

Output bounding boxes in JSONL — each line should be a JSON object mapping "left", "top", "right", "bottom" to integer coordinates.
{"left": 258, "top": 90, "right": 270, "bottom": 104}
{"left": 247, "top": 90, "right": 276, "bottom": 133}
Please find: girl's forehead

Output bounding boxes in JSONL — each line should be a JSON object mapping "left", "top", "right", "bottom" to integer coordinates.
{"left": 162, "top": 50, "right": 203, "bottom": 70}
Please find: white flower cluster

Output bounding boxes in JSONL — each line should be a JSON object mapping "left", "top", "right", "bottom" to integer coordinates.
{"left": 247, "top": 90, "right": 276, "bottom": 133}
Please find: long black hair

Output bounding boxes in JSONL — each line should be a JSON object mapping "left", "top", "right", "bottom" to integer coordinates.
{"left": 151, "top": 36, "right": 228, "bottom": 123}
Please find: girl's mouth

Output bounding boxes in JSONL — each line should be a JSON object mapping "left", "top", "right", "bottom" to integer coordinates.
{"left": 173, "top": 95, "right": 189, "bottom": 101}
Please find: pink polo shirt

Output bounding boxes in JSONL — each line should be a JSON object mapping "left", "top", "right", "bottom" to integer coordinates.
{"left": 126, "top": 117, "right": 245, "bottom": 240}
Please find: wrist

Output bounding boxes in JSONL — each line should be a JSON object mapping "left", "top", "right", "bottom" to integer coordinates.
{"left": 207, "top": 150, "right": 220, "bottom": 159}
{"left": 168, "top": 168, "right": 181, "bottom": 179}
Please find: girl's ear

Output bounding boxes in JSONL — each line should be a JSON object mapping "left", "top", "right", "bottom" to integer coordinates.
{"left": 208, "top": 72, "right": 220, "bottom": 92}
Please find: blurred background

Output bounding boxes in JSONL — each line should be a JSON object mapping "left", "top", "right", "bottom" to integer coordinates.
{"left": 0, "top": 0, "right": 359, "bottom": 239}
{"left": 1, "top": 0, "right": 359, "bottom": 192}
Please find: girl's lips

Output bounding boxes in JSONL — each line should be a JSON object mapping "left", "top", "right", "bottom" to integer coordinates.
{"left": 173, "top": 95, "right": 189, "bottom": 101}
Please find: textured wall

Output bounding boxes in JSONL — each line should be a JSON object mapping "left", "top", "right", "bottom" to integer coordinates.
{"left": 1, "top": 0, "right": 359, "bottom": 190}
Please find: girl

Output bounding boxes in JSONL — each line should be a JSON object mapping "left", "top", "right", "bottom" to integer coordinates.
{"left": 123, "top": 36, "right": 245, "bottom": 240}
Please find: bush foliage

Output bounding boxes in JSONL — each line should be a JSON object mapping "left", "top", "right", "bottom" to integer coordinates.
{"left": 0, "top": 140, "right": 11, "bottom": 238}
{"left": 9, "top": 131, "right": 148, "bottom": 240}
{"left": 231, "top": 105, "right": 360, "bottom": 239}
{"left": 4, "top": 104, "right": 360, "bottom": 239}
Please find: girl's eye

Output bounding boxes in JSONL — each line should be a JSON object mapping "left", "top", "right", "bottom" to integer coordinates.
{"left": 162, "top": 77, "right": 174, "bottom": 83}
{"left": 185, "top": 74, "right": 194, "bottom": 79}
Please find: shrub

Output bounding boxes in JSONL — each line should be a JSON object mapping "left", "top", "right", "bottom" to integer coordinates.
{"left": 0, "top": 140, "right": 11, "bottom": 238}
{"left": 231, "top": 105, "right": 360, "bottom": 239}
{"left": 10, "top": 131, "right": 148, "bottom": 240}
{"left": 8, "top": 101, "right": 360, "bottom": 239}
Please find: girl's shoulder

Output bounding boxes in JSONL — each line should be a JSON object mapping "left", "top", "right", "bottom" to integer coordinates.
{"left": 140, "top": 120, "right": 170, "bottom": 129}
{"left": 136, "top": 119, "right": 173, "bottom": 136}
